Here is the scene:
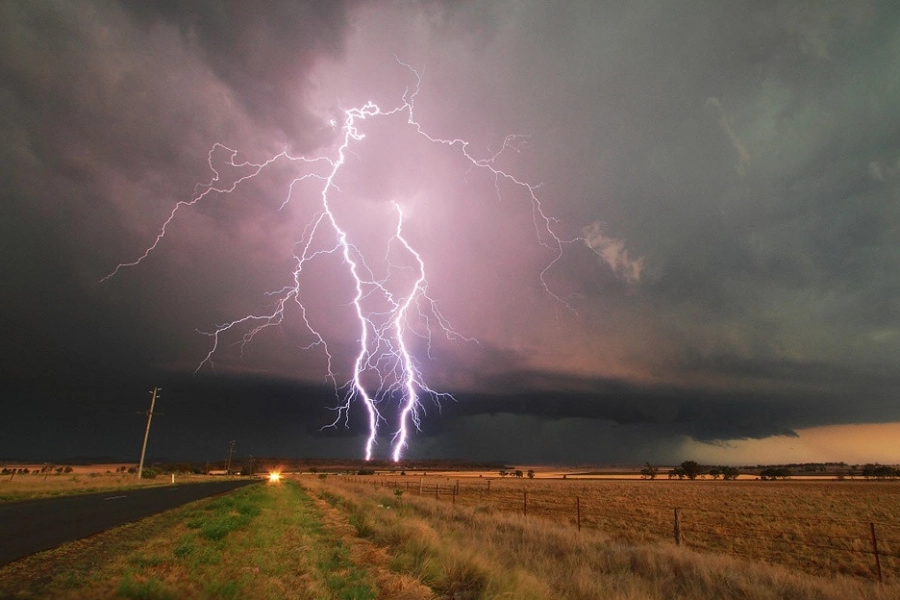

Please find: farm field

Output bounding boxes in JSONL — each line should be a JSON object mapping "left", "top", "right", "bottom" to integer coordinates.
{"left": 0, "top": 475, "right": 897, "bottom": 600}
{"left": 0, "top": 468, "right": 231, "bottom": 503}
{"left": 347, "top": 473, "right": 900, "bottom": 581}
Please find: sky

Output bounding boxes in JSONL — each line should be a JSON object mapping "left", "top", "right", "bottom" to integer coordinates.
{"left": 2, "top": 1, "right": 899, "bottom": 466}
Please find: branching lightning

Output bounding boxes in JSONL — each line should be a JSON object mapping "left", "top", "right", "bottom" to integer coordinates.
{"left": 103, "top": 62, "right": 588, "bottom": 461}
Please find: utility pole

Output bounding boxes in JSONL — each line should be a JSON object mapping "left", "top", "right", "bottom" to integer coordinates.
{"left": 226, "top": 440, "right": 236, "bottom": 474}
{"left": 137, "top": 387, "right": 161, "bottom": 480}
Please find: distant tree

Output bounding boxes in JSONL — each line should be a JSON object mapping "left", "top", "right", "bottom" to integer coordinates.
{"left": 774, "top": 467, "right": 791, "bottom": 479}
{"left": 863, "top": 464, "right": 898, "bottom": 480}
{"left": 760, "top": 467, "right": 791, "bottom": 480}
{"left": 499, "top": 470, "right": 508, "bottom": 477}
{"left": 721, "top": 466, "right": 740, "bottom": 480}
{"left": 680, "top": 461, "right": 701, "bottom": 480}
{"left": 708, "top": 468, "right": 721, "bottom": 480}
{"left": 514, "top": 470, "right": 523, "bottom": 478}
{"left": 527, "top": 469, "right": 535, "bottom": 479}
{"left": 640, "top": 462, "right": 658, "bottom": 480}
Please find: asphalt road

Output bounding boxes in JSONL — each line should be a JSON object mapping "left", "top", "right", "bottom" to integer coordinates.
{"left": 0, "top": 479, "right": 260, "bottom": 566}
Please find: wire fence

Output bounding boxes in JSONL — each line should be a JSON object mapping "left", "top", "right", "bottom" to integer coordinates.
{"left": 344, "top": 475, "right": 900, "bottom": 581}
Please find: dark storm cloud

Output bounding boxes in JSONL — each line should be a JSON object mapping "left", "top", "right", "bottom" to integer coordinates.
{"left": 426, "top": 357, "right": 900, "bottom": 442}
{"left": 0, "top": 0, "right": 355, "bottom": 379}
{"left": 124, "top": 0, "right": 354, "bottom": 144}
{"left": 2, "top": 1, "right": 900, "bottom": 463}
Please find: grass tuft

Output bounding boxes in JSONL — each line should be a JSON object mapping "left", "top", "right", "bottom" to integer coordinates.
{"left": 116, "top": 573, "right": 178, "bottom": 600}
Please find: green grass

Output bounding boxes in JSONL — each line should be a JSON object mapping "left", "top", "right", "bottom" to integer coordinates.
{"left": 116, "top": 574, "right": 178, "bottom": 600}
{"left": 0, "top": 479, "right": 380, "bottom": 600}
{"left": 292, "top": 484, "right": 377, "bottom": 600}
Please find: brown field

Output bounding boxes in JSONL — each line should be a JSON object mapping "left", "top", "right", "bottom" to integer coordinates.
{"left": 346, "top": 474, "right": 900, "bottom": 581}
{"left": 302, "top": 475, "right": 899, "bottom": 599}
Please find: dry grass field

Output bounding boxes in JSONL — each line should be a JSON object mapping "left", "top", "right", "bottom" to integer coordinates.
{"left": 1, "top": 473, "right": 897, "bottom": 599}
{"left": 348, "top": 474, "right": 900, "bottom": 581}
{"left": 0, "top": 466, "right": 216, "bottom": 503}
{"left": 308, "top": 476, "right": 899, "bottom": 599}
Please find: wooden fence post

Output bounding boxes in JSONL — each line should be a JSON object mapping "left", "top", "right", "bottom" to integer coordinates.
{"left": 576, "top": 496, "right": 581, "bottom": 531}
{"left": 487, "top": 479, "right": 491, "bottom": 494}
{"left": 674, "top": 508, "right": 682, "bottom": 546}
{"left": 523, "top": 491, "right": 528, "bottom": 517}
{"left": 870, "top": 522, "right": 883, "bottom": 582}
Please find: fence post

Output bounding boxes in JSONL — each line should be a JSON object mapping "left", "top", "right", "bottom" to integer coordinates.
{"left": 419, "top": 478, "right": 423, "bottom": 495}
{"left": 523, "top": 491, "right": 528, "bottom": 517}
{"left": 576, "top": 496, "right": 581, "bottom": 531}
{"left": 487, "top": 479, "right": 491, "bottom": 495}
{"left": 674, "top": 508, "right": 682, "bottom": 546}
{"left": 870, "top": 522, "right": 883, "bottom": 583}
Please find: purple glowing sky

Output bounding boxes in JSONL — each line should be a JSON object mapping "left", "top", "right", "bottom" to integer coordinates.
{"left": 2, "top": 1, "right": 899, "bottom": 464}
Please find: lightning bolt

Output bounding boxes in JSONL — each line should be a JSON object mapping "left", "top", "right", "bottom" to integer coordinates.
{"left": 103, "top": 61, "right": 587, "bottom": 462}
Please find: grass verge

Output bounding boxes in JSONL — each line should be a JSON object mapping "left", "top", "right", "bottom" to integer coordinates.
{"left": 0, "top": 480, "right": 378, "bottom": 600}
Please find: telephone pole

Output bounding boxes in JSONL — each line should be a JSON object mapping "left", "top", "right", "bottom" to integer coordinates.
{"left": 226, "top": 440, "right": 236, "bottom": 474}
{"left": 137, "top": 387, "right": 161, "bottom": 480}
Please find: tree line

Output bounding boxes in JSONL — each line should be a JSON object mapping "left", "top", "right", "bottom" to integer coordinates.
{"left": 640, "top": 461, "right": 740, "bottom": 480}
